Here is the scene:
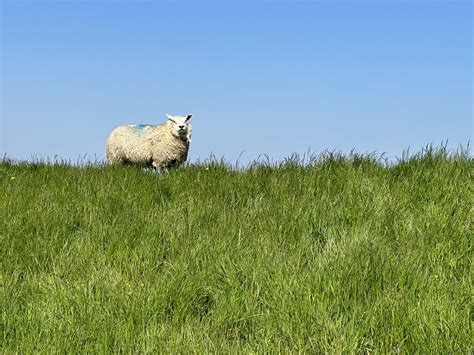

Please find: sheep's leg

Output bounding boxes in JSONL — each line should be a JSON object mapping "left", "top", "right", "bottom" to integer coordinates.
{"left": 142, "top": 166, "right": 155, "bottom": 173}
{"left": 151, "top": 161, "right": 160, "bottom": 170}
{"left": 151, "top": 160, "right": 168, "bottom": 173}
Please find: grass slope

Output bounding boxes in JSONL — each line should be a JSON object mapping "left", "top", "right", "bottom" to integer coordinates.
{"left": 1, "top": 147, "right": 472, "bottom": 352}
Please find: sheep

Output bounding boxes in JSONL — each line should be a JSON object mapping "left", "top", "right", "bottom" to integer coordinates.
{"left": 106, "top": 114, "right": 193, "bottom": 170}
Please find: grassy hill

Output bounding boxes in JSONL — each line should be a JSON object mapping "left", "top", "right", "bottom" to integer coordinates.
{"left": 1, "top": 147, "right": 472, "bottom": 352}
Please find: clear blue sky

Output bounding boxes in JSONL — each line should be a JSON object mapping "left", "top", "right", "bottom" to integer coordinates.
{"left": 1, "top": 0, "right": 472, "bottom": 163}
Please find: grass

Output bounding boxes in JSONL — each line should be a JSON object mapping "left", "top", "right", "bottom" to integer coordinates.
{"left": 1, "top": 146, "right": 472, "bottom": 352}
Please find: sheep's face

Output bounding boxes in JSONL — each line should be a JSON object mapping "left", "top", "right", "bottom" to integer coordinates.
{"left": 166, "top": 114, "right": 192, "bottom": 139}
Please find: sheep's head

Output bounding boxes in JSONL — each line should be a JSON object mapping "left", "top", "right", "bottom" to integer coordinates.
{"left": 166, "top": 114, "right": 192, "bottom": 140}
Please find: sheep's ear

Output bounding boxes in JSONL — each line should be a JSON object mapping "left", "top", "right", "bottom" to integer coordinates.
{"left": 166, "top": 114, "right": 176, "bottom": 123}
{"left": 186, "top": 114, "right": 193, "bottom": 122}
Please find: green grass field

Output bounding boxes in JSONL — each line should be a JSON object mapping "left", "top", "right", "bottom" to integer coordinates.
{"left": 1, "top": 146, "right": 472, "bottom": 352}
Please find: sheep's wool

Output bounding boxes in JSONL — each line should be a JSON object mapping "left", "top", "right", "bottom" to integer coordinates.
{"left": 106, "top": 122, "right": 191, "bottom": 169}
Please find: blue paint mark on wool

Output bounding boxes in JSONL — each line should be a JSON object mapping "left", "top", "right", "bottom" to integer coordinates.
{"left": 132, "top": 124, "right": 150, "bottom": 134}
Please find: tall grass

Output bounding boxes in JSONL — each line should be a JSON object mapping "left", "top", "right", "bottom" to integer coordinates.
{"left": 1, "top": 146, "right": 472, "bottom": 352}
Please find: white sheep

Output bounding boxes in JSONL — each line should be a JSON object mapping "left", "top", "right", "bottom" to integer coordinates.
{"left": 106, "top": 114, "right": 193, "bottom": 170}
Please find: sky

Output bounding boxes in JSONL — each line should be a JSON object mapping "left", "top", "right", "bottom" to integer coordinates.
{"left": 1, "top": 0, "right": 472, "bottom": 164}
